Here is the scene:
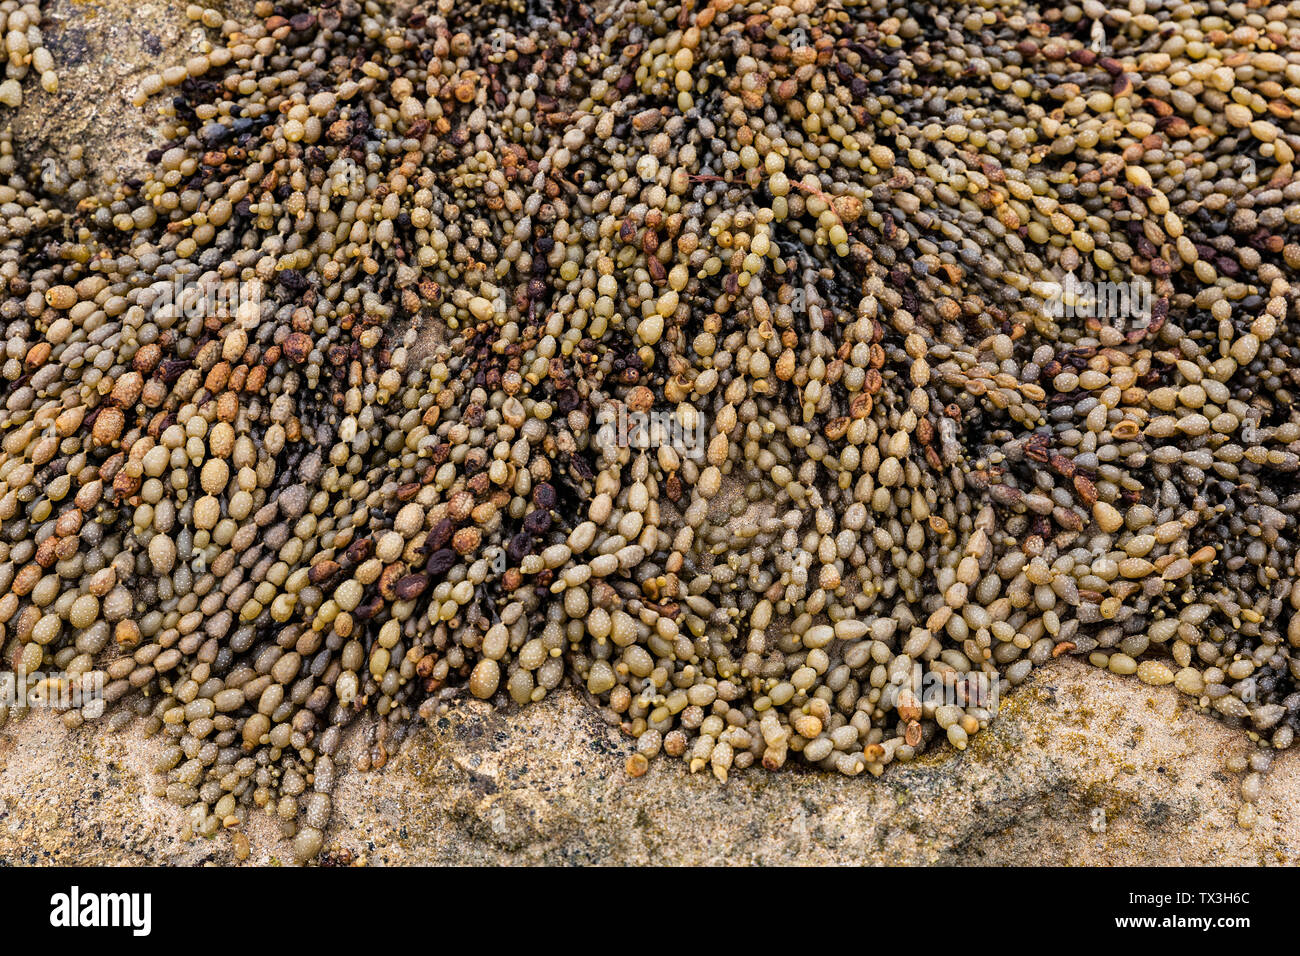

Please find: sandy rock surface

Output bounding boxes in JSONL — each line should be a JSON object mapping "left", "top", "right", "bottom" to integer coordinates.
{"left": 0, "top": 658, "right": 1295, "bottom": 865}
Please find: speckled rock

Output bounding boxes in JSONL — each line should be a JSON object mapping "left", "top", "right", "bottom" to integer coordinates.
{"left": 0, "top": 659, "right": 1296, "bottom": 865}
{"left": 7, "top": 0, "right": 254, "bottom": 184}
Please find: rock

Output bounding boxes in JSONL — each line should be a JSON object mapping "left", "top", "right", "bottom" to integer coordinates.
{"left": 7, "top": 0, "right": 253, "bottom": 184}
{"left": 1, "top": 659, "right": 1298, "bottom": 865}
